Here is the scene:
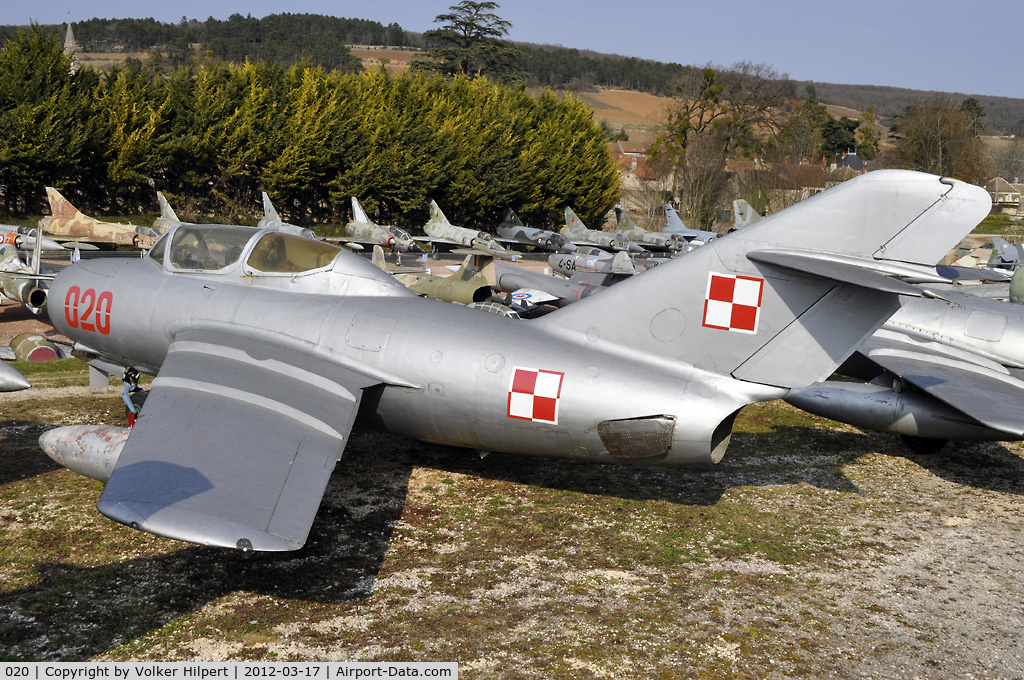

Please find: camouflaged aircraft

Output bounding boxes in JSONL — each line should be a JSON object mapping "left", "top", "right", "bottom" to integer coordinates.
{"left": 40, "top": 188, "right": 160, "bottom": 249}
{"left": 340, "top": 197, "right": 423, "bottom": 254}
{"left": 36, "top": 170, "right": 989, "bottom": 552}
{"left": 561, "top": 206, "right": 645, "bottom": 253}
{"left": 495, "top": 208, "right": 577, "bottom": 253}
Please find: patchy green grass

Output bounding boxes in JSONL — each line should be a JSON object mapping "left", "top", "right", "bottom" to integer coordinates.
{"left": 2, "top": 362, "right": 1024, "bottom": 677}
{"left": 973, "top": 214, "right": 1024, "bottom": 236}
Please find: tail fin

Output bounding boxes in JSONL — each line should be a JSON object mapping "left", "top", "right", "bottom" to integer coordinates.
{"left": 564, "top": 206, "right": 584, "bottom": 230}
{"left": 371, "top": 244, "right": 387, "bottom": 270}
{"left": 664, "top": 204, "right": 686, "bottom": 229}
{"left": 542, "top": 171, "right": 991, "bottom": 390}
{"left": 45, "top": 187, "right": 81, "bottom": 219}
{"left": 732, "top": 199, "right": 762, "bottom": 228}
{"left": 499, "top": 208, "right": 524, "bottom": 227}
{"left": 614, "top": 205, "right": 634, "bottom": 232}
{"left": 157, "top": 192, "right": 179, "bottom": 222}
{"left": 262, "top": 192, "right": 280, "bottom": 222}
{"left": 351, "top": 197, "right": 370, "bottom": 224}
{"left": 426, "top": 200, "right": 451, "bottom": 229}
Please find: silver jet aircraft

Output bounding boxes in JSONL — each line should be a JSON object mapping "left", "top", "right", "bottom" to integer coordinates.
{"left": 0, "top": 225, "right": 63, "bottom": 253}
{"left": 663, "top": 204, "right": 719, "bottom": 246}
{"left": 37, "top": 170, "right": 987, "bottom": 552}
{"left": 562, "top": 206, "right": 645, "bottom": 253}
{"left": 495, "top": 208, "right": 576, "bottom": 253}
{"left": 785, "top": 280, "right": 1024, "bottom": 452}
{"left": 421, "top": 201, "right": 512, "bottom": 259}
{"left": 341, "top": 197, "right": 422, "bottom": 254}
{"left": 613, "top": 206, "right": 685, "bottom": 252}
{"left": 549, "top": 248, "right": 638, "bottom": 277}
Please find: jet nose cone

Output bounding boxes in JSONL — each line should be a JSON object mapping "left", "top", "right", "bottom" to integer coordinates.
{"left": 0, "top": 361, "right": 29, "bottom": 391}
{"left": 628, "top": 243, "right": 644, "bottom": 253}
{"left": 39, "top": 235, "right": 65, "bottom": 252}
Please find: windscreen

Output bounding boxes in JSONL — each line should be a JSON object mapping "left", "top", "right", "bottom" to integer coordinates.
{"left": 168, "top": 225, "right": 258, "bottom": 271}
{"left": 246, "top": 233, "right": 342, "bottom": 273}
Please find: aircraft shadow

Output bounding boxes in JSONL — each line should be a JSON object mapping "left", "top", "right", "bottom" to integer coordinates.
{"left": 0, "top": 420, "right": 63, "bottom": 486}
{"left": 0, "top": 429, "right": 415, "bottom": 661}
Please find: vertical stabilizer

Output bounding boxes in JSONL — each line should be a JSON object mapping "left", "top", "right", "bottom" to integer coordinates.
{"left": 157, "top": 192, "right": 179, "bottom": 222}
{"left": 351, "top": 197, "right": 370, "bottom": 224}
{"left": 45, "top": 187, "right": 81, "bottom": 220}
{"left": 262, "top": 193, "right": 280, "bottom": 223}
{"left": 542, "top": 171, "right": 992, "bottom": 390}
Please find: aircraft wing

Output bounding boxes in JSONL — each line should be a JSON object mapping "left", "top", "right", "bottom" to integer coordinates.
{"left": 861, "top": 335, "right": 1024, "bottom": 437}
{"left": 96, "top": 328, "right": 381, "bottom": 551}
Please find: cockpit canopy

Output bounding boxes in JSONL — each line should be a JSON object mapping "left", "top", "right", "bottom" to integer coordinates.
{"left": 150, "top": 225, "right": 343, "bottom": 274}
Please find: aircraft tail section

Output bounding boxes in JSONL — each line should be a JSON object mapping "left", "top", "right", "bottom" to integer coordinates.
{"left": 542, "top": 171, "right": 991, "bottom": 390}
{"left": 732, "top": 199, "right": 762, "bottom": 228}
{"left": 262, "top": 192, "right": 280, "bottom": 223}
{"left": 157, "top": 192, "right": 179, "bottom": 222}
{"left": 500, "top": 208, "right": 524, "bottom": 227}
{"left": 351, "top": 197, "right": 370, "bottom": 224}
{"left": 613, "top": 205, "right": 640, "bottom": 234}
{"left": 45, "top": 187, "right": 82, "bottom": 220}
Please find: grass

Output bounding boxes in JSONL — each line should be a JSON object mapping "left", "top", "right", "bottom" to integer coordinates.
{"left": 1, "top": 361, "right": 1023, "bottom": 676}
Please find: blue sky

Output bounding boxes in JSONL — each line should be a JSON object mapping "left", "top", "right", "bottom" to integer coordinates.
{"left": 4, "top": 0, "right": 1021, "bottom": 99}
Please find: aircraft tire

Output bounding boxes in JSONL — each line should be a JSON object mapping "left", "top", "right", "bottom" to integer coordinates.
{"left": 899, "top": 435, "right": 948, "bottom": 455}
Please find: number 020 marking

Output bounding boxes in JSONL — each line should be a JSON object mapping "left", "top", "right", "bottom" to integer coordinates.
{"left": 64, "top": 286, "right": 113, "bottom": 335}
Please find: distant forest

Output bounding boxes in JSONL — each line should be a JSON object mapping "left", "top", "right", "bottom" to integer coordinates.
{"left": 3, "top": 13, "right": 1023, "bottom": 135}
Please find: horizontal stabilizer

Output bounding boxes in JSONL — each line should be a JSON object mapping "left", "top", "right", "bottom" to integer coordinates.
{"left": 747, "top": 250, "right": 926, "bottom": 296}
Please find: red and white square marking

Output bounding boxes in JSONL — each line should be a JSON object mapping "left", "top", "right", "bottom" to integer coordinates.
{"left": 507, "top": 367, "right": 564, "bottom": 424}
{"left": 702, "top": 272, "right": 765, "bottom": 334}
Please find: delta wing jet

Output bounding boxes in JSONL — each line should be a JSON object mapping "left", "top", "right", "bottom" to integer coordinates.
{"left": 613, "top": 206, "right": 685, "bottom": 252}
{"left": 495, "top": 208, "right": 576, "bottom": 253}
{"left": 562, "top": 206, "right": 644, "bottom": 253}
{"left": 152, "top": 192, "right": 187, "bottom": 234}
{"left": 40, "top": 187, "right": 159, "bottom": 249}
{"left": 419, "top": 201, "right": 513, "bottom": 259}
{"left": 663, "top": 204, "right": 719, "bottom": 246}
{"left": 37, "top": 171, "right": 988, "bottom": 552}
{"left": 340, "top": 197, "right": 422, "bottom": 254}
{"left": 258, "top": 193, "right": 320, "bottom": 241}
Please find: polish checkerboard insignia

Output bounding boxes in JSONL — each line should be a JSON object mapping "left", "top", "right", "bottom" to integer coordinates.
{"left": 702, "top": 272, "right": 764, "bottom": 334}
{"left": 507, "top": 367, "right": 564, "bottom": 424}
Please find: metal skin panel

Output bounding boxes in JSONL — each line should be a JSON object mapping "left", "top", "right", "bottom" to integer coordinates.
{"left": 885, "top": 291, "right": 1024, "bottom": 370}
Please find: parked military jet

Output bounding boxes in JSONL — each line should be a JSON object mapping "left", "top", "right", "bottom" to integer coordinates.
{"left": 340, "top": 198, "right": 422, "bottom": 254}
{"left": 152, "top": 192, "right": 187, "bottom": 234}
{"left": 40, "top": 188, "right": 160, "bottom": 249}
{"left": 663, "top": 204, "right": 719, "bottom": 245}
{"left": 613, "top": 206, "right": 686, "bottom": 252}
{"left": 495, "top": 208, "right": 576, "bottom": 253}
{"left": 37, "top": 171, "right": 988, "bottom": 552}
{"left": 549, "top": 247, "right": 638, "bottom": 277}
{"left": 0, "top": 225, "right": 63, "bottom": 253}
{"left": 562, "top": 206, "right": 644, "bottom": 253}
{"left": 786, "top": 281, "right": 1024, "bottom": 452}
{"left": 420, "top": 201, "right": 513, "bottom": 259}
{"left": 257, "top": 193, "right": 320, "bottom": 241}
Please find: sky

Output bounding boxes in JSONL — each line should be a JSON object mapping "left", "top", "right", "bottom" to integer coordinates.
{"left": 2, "top": 0, "right": 1021, "bottom": 99}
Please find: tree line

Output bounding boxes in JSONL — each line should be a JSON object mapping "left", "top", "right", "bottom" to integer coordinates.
{"left": 0, "top": 26, "right": 620, "bottom": 230}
